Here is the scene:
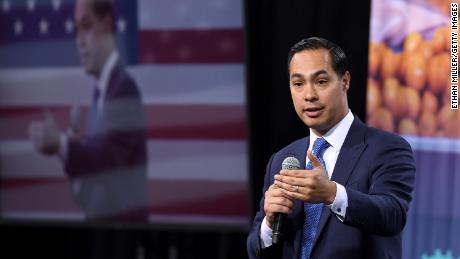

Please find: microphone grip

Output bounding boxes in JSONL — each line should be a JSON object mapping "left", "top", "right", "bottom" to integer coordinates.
{"left": 273, "top": 156, "right": 299, "bottom": 245}
{"left": 272, "top": 213, "right": 287, "bottom": 244}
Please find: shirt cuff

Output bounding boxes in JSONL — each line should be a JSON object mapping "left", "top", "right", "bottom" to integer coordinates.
{"left": 329, "top": 182, "right": 348, "bottom": 221}
{"left": 260, "top": 216, "right": 273, "bottom": 248}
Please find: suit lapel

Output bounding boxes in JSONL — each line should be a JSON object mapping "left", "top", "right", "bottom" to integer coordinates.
{"left": 311, "top": 116, "right": 368, "bottom": 251}
{"left": 330, "top": 117, "right": 367, "bottom": 185}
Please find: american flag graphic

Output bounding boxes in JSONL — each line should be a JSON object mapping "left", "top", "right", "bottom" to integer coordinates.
{"left": 0, "top": 0, "right": 248, "bottom": 226}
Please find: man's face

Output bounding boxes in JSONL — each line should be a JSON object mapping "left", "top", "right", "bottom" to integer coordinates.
{"left": 75, "top": 0, "right": 110, "bottom": 77}
{"left": 289, "top": 48, "right": 350, "bottom": 136}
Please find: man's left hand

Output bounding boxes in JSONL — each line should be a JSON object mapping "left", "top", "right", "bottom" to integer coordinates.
{"left": 274, "top": 150, "right": 337, "bottom": 204}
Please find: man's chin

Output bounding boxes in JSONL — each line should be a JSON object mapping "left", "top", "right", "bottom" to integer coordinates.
{"left": 303, "top": 119, "right": 331, "bottom": 134}
{"left": 83, "top": 66, "right": 97, "bottom": 77}
{"left": 302, "top": 117, "right": 322, "bottom": 128}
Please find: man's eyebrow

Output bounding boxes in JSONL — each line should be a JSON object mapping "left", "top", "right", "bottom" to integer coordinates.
{"left": 290, "top": 73, "right": 304, "bottom": 80}
{"left": 311, "top": 69, "right": 329, "bottom": 78}
{"left": 76, "top": 14, "right": 91, "bottom": 24}
{"left": 290, "top": 69, "right": 330, "bottom": 81}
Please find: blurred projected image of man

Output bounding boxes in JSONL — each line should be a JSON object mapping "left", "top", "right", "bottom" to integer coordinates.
{"left": 29, "top": 0, "right": 148, "bottom": 222}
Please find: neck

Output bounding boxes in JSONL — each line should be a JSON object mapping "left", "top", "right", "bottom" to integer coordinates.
{"left": 312, "top": 108, "right": 349, "bottom": 136}
{"left": 93, "top": 39, "right": 115, "bottom": 79}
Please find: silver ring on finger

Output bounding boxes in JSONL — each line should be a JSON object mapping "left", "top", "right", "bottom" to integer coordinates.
{"left": 295, "top": 185, "right": 299, "bottom": 193}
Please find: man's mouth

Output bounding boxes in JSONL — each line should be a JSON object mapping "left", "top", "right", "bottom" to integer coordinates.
{"left": 79, "top": 52, "right": 88, "bottom": 63}
{"left": 303, "top": 107, "right": 324, "bottom": 117}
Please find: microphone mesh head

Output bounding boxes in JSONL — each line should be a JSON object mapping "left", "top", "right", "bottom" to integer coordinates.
{"left": 282, "top": 157, "right": 300, "bottom": 170}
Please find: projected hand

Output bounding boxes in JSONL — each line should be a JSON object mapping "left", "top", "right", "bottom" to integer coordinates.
{"left": 263, "top": 184, "right": 294, "bottom": 229}
{"left": 29, "top": 109, "right": 61, "bottom": 155}
{"left": 274, "top": 150, "right": 336, "bottom": 204}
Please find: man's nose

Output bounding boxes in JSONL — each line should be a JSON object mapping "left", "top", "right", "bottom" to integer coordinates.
{"left": 302, "top": 84, "right": 318, "bottom": 102}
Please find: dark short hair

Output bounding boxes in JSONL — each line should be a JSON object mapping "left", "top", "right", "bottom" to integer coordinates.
{"left": 91, "top": 0, "right": 115, "bottom": 32}
{"left": 287, "top": 37, "right": 349, "bottom": 77}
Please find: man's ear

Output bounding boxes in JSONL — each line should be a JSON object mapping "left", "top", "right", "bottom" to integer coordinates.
{"left": 342, "top": 71, "right": 351, "bottom": 91}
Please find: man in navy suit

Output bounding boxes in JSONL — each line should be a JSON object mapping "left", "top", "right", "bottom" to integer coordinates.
{"left": 30, "top": 0, "right": 147, "bottom": 222}
{"left": 247, "top": 37, "right": 415, "bottom": 258}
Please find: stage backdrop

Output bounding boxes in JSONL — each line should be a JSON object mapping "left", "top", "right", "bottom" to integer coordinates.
{"left": 367, "top": 0, "right": 459, "bottom": 258}
{"left": 0, "top": 0, "right": 249, "bottom": 228}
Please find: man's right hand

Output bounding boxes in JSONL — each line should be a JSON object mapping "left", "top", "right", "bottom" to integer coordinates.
{"left": 263, "top": 183, "right": 294, "bottom": 229}
{"left": 29, "top": 110, "right": 61, "bottom": 155}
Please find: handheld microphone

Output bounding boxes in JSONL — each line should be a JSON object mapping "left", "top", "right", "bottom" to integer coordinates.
{"left": 272, "top": 156, "right": 301, "bottom": 245}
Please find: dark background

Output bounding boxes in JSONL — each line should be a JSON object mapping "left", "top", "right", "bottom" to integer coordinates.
{"left": 0, "top": 0, "right": 371, "bottom": 258}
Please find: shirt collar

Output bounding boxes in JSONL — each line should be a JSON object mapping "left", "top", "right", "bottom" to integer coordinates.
{"left": 308, "top": 110, "right": 354, "bottom": 151}
{"left": 96, "top": 51, "right": 118, "bottom": 95}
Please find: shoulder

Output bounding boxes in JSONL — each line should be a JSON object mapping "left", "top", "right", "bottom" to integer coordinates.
{"left": 364, "top": 125, "right": 412, "bottom": 150}
{"left": 270, "top": 137, "right": 307, "bottom": 165}
{"left": 107, "top": 66, "right": 141, "bottom": 98}
{"left": 361, "top": 125, "right": 415, "bottom": 167}
{"left": 350, "top": 116, "right": 411, "bottom": 150}
{"left": 277, "top": 137, "right": 308, "bottom": 154}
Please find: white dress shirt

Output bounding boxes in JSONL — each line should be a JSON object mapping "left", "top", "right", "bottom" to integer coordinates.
{"left": 260, "top": 110, "right": 354, "bottom": 248}
{"left": 95, "top": 51, "right": 119, "bottom": 117}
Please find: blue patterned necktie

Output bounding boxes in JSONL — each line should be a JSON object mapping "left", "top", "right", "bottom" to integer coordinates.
{"left": 301, "top": 137, "right": 330, "bottom": 259}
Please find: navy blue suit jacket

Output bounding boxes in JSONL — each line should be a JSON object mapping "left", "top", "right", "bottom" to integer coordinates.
{"left": 65, "top": 64, "right": 148, "bottom": 221}
{"left": 247, "top": 117, "right": 415, "bottom": 259}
